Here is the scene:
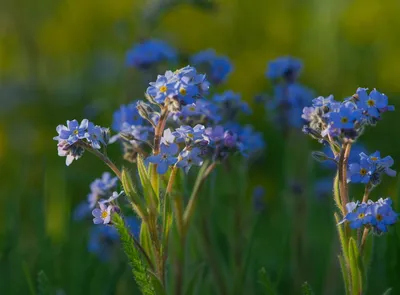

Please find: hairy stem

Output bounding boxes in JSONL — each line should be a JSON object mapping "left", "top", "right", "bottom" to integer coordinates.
{"left": 338, "top": 142, "right": 352, "bottom": 214}
{"left": 183, "top": 162, "right": 217, "bottom": 233}
{"left": 82, "top": 142, "right": 122, "bottom": 180}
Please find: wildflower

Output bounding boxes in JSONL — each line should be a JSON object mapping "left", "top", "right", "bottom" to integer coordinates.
{"left": 88, "top": 172, "right": 119, "bottom": 208}
{"left": 347, "top": 159, "right": 375, "bottom": 184}
{"left": 99, "top": 191, "right": 122, "bottom": 204}
{"left": 147, "top": 74, "right": 175, "bottom": 104}
{"left": 329, "top": 105, "right": 362, "bottom": 129}
{"left": 360, "top": 151, "right": 396, "bottom": 177}
{"left": 371, "top": 198, "right": 398, "bottom": 233}
{"left": 340, "top": 202, "right": 374, "bottom": 229}
{"left": 312, "top": 95, "right": 335, "bottom": 107}
{"left": 126, "top": 39, "right": 176, "bottom": 69}
{"left": 266, "top": 56, "right": 302, "bottom": 81}
{"left": 356, "top": 88, "right": 391, "bottom": 118}
{"left": 146, "top": 143, "right": 178, "bottom": 174}
{"left": 57, "top": 140, "right": 84, "bottom": 166}
{"left": 202, "top": 125, "right": 225, "bottom": 144}
{"left": 191, "top": 49, "right": 233, "bottom": 84}
{"left": 92, "top": 202, "right": 113, "bottom": 224}
{"left": 86, "top": 122, "right": 104, "bottom": 149}
{"left": 177, "top": 148, "right": 203, "bottom": 173}
{"left": 173, "top": 124, "right": 205, "bottom": 144}
{"left": 112, "top": 103, "right": 143, "bottom": 132}
{"left": 54, "top": 119, "right": 89, "bottom": 144}
{"left": 88, "top": 225, "right": 119, "bottom": 260}
{"left": 161, "top": 128, "right": 176, "bottom": 145}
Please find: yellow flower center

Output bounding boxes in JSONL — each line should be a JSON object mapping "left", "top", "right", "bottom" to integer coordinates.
{"left": 187, "top": 133, "right": 194, "bottom": 138}
{"left": 367, "top": 99, "right": 375, "bottom": 107}
{"left": 359, "top": 168, "right": 367, "bottom": 176}
{"left": 74, "top": 130, "right": 79, "bottom": 135}
{"left": 189, "top": 106, "right": 196, "bottom": 111}
{"left": 341, "top": 117, "right": 348, "bottom": 123}
{"left": 180, "top": 88, "right": 187, "bottom": 95}
{"left": 358, "top": 213, "right": 365, "bottom": 219}
{"left": 376, "top": 214, "right": 383, "bottom": 221}
{"left": 101, "top": 210, "right": 109, "bottom": 219}
{"left": 370, "top": 157, "right": 378, "bottom": 161}
{"left": 159, "top": 85, "right": 167, "bottom": 93}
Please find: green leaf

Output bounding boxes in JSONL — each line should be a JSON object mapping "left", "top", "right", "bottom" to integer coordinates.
{"left": 338, "top": 255, "right": 350, "bottom": 295}
{"left": 37, "top": 270, "right": 50, "bottom": 295}
{"left": 137, "top": 155, "right": 158, "bottom": 211}
{"left": 335, "top": 213, "right": 349, "bottom": 267}
{"left": 348, "top": 237, "right": 362, "bottom": 295}
{"left": 122, "top": 168, "right": 147, "bottom": 220}
{"left": 382, "top": 288, "right": 392, "bottom": 295}
{"left": 333, "top": 173, "right": 343, "bottom": 215}
{"left": 185, "top": 263, "right": 206, "bottom": 295}
{"left": 113, "top": 214, "right": 157, "bottom": 295}
{"left": 257, "top": 267, "right": 276, "bottom": 295}
{"left": 140, "top": 222, "right": 156, "bottom": 265}
{"left": 301, "top": 281, "right": 315, "bottom": 295}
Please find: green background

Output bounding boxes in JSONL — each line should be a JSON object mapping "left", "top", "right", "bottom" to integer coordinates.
{"left": 1, "top": 0, "right": 400, "bottom": 294}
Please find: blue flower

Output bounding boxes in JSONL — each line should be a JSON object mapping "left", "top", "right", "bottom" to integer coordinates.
{"left": 161, "top": 128, "right": 176, "bottom": 145}
{"left": 191, "top": 49, "right": 233, "bottom": 84}
{"left": 177, "top": 147, "right": 203, "bottom": 173}
{"left": 173, "top": 124, "right": 205, "bottom": 144}
{"left": 126, "top": 39, "right": 176, "bottom": 69}
{"left": 146, "top": 143, "right": 178, "bottom": 174}
{"left": 360, "top": 151, "right": 396, "bottom": 177}
{"left": 57, "top": 140, "right": 84, "bottom": 166}
{"left": 92, "top": 202, "right": 113, "bottom": 224}
{"left": 202, "top": 125, "right": 225, "bottom": 145}
{"left": 356, "top": 88, "right": 391, "bottom": 118}
{"left": 347, "top": 159, "right": 375, "bottom": 183}
{"left": 147, "top": 74, "right": 176, "bottom": 104}
{"left": 301, "top": 106, "right": 316, "bottom": 121}
{"left": 88, "top": 225, "right": 119, "bottom": 260}
{"left": 371, "top": 198, "right": 398, "bottom": 232}
{"left": 236, "top": 125, "right": 265, "bottom": 156}
{"left": 341, "top": 202, "right": 374, "bottom": 229}
{"left": 54, "top": 119, "right": 89, "bottom": 144}
{"left": 88, "top": 172, "right": 119, "bottom": 208}
{"left": 86, "top": 122, "right": 104, "bottom": 149}
{"left": 112, "top": 103, "right": 143, "bottom": 132}
{"left": 312, "top": 95, "right": 335, "bottom": 107}
{"left": 266, "top": 56, "right": 302, "bottom": 80}
{"left": 99, "top": 191, "right": 122, "bottom": 204}
{"left": 329, "top": 105, "right": 362, "bottom": 129}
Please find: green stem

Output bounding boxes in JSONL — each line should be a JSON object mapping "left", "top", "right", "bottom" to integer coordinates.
{"left": 183, "top": 161, "right": 217, "bottom": 233}
{"left": 338, "top": 142, "right": 352, "bottom": 214}
{"left": 82, "top": 142, "right": 122, "bottom": 180}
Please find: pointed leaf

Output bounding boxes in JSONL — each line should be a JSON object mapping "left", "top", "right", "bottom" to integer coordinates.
{"left": 122, "top": 168, "right": 147, "bottom": 219}
{"left": 348, "top": 237, "right": 362, "bottom": 295}
{"left": 301, "top": 282, "right": 315, "bottom": 295}
{"left": 137, "top": 155, "right": 158, "bottom": 211}
{"left": 113, "top": 214, "right": 156, "bottom": 295}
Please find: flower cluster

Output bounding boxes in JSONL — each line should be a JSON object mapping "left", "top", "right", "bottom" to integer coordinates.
{"left": 348, "top": 151, "right": 396, "bottom": 185}
{"left": 87, "top": 172, "right": 119, "bottom": 208}
{"left": 54, "top": 119, "right": 109, "bottom": 165}
{"left": 126, "top": 39, "right": 177, "bottom": 70}
{"left": 260, "top": 56, "right": 314, "bottom": 129}
{"left": 302, "top": 88, "right": 394, "bottom": 142}
{"left": 92, "top": 191, "right": 122, "bottom": 224}
{"left": 88, "top": 216, "right": 140, "bottom": 260}
{"left": 340, "top": 198, "right": 398, "bottom": 234}
{"left": 145, "top": 66, "right": 210, "bottom": 105}
{"left": 190, "top": 49, "right": 233, "bottom": 85}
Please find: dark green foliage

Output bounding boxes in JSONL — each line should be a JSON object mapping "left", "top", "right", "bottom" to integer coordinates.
{"left": 113, "top": 214, "right": 155, "bottom": 295}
